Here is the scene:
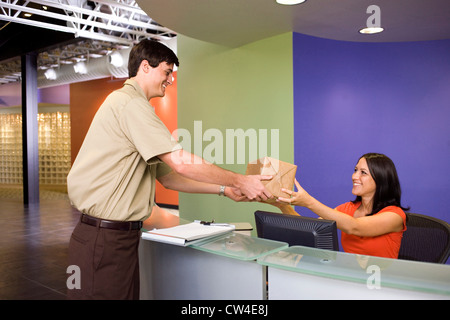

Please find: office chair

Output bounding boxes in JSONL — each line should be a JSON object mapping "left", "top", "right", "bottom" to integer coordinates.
{"left": 398, "top": 213, "right": 450, "bottom": 264}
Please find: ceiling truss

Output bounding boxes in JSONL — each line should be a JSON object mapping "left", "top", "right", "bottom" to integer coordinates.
{"left": 0, "top": 0, "right": 177, "bottom": 84}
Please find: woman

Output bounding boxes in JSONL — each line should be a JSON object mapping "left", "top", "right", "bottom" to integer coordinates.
{"left": 276, "top": 153, "right": 409, "bottom": 259}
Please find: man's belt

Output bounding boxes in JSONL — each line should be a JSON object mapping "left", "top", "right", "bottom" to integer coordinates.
{"left": 81, "top": 214, "right": 143, "bottom": 231}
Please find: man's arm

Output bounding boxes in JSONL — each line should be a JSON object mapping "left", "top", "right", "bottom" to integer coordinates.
{"left": 157, "top": 170, "right": 247, "bottom": 202}
{"left": 158, "top": 149, "right": 273, "bottom": 201}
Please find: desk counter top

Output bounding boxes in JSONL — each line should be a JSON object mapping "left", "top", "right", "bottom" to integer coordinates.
{"left": 258, "top": 246, "right": 450, "bottom": 296}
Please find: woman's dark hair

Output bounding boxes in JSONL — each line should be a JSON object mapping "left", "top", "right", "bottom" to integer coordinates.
{"left": 128, "top": 39, "right": 179, "bottom": 78}
{"left": 352, "top": 153, "right": 410, "bottom": 215}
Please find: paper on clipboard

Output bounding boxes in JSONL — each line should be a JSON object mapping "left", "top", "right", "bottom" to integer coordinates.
{"left": 141, "top": 221, "right": 235, "bottom": 246}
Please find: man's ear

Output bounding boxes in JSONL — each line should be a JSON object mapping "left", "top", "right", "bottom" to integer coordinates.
{"left": 139, "top": 60, "right": 150, "bottom": 73}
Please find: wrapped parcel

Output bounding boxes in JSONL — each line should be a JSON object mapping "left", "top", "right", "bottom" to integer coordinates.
{"left": 245, "top": 157, "right": 297, "bottom": 202}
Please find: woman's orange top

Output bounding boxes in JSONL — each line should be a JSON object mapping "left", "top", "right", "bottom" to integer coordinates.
{"left": 336, "top": 202, "right": 407, "bottom": 259}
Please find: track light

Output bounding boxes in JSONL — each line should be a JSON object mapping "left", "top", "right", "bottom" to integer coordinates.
{"left": 74, "top": 62, "right": 88, "bottom": 74}
{"left": 44, "top": 68, "right": 57, "bottom": 80}
{"left": 108, "top": 51, "right": 124, "bottom": 67}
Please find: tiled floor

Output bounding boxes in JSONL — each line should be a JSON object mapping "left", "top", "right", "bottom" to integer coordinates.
{"left": 0, "top": 189, "right": 80, "bottom": 300}
{"left": 0, "top": 187, "right": 180, "bottom": 300}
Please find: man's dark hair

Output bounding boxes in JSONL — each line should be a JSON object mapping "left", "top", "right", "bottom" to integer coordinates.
{"left": 128, "top": 39, "right": 179, "bottom": 78}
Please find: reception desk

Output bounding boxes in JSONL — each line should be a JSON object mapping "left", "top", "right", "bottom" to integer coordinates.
{"left": 139, "top": 210, "right": 450, "bottom": 300}
{"left": 139, "top": 232, "right": 288, "bottom": 299}
{"left": 257, "top": 246, "right": 450, "bottom": 300}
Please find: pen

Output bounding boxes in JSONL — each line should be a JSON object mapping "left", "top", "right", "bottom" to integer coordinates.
{"left": 194, "top": 220, "right": 232, "bottom": 227}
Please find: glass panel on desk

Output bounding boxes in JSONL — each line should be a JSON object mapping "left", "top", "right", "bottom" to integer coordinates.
{"left": 257, "top": 246, "right": 450, "bottom": 296}
{"left": 191, "top": 232, "right": 288, "bottom": 261}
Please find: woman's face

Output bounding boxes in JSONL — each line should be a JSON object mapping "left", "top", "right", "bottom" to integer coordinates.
{"left": 352, "top": 157, "right": 376, "bottom": 199}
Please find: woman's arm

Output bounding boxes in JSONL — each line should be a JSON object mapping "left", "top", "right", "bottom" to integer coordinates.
{"left": 277, "top": 180, "right": 404, "bottom": 237}
{"left": 268, "top": 201, "right": 299, "bottom": 215}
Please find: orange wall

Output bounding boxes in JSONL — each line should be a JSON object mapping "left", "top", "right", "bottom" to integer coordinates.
{"left": 70, "top": 73, "right": 179, "bottom": 206}
{"left": 150, "top": 73, "right": 179, "bottom": 206}
{"left": 70, "top": 78, "right": 123, "bottom": 161}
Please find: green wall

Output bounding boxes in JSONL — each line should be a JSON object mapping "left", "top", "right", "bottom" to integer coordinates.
{"left": 176, "top": 32, "right": 294, "bottom": 230}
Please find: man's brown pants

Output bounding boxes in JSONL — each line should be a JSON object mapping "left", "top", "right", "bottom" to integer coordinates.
{"left": 66, "top": 220, "right": 141, "bottom": 300}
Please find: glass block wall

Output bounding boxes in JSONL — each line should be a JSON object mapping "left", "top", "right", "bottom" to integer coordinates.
{"left": 0, "top": 114, "right": 23, "bottom": 184}
{"left": 0, "top": 108, "right": 71, "bottom": 188}
{"left": 38, "top": 112, "right": 71, "bottom": 186}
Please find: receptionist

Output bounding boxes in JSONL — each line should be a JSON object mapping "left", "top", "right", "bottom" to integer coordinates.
{"left": 275, "top": 153, "right": 409, "bottom": 259}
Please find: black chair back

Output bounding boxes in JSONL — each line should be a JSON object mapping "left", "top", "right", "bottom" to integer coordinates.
{"left": 398, "top": 213, "right": 450, "bottom": 264}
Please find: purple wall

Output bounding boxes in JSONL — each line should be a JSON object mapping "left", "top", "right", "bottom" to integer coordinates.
{"left": 293, "top": 33, "right": 450, "bottom": 228}
{"left": 0, "top": 83, "right": 21, "bottom": 107}
{"left": 0, "top": 83, "right": 70, "bottom": 107}
{"left": 38, "top": 84, "right": 70, "bottom": 105}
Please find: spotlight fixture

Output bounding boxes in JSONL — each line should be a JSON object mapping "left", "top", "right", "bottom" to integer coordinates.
{"left": 276, "top": 0, "right": 306, "bottom": 5}
{"left": 359, "top": 27, "right": 384, "bottom": 34}
{"left": 73, "top": 61, "right": 88, "bottom": 74}
{"left": 108, "top": 51, "right": 124, "bottom": 67}
{"left": 44, "top": 68, "right": 57, "bottom": 80}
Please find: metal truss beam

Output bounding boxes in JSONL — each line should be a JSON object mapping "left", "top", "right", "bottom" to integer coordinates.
{"left": 0, "top": 0, "right": 176, "bottom": 45}
{"left": 0, "top": 0, "right": 177, "bottom": 84}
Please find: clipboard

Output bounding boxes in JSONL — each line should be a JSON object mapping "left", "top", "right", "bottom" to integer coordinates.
{"left": 141, "top": 221, "right": 235, "bottom": 246}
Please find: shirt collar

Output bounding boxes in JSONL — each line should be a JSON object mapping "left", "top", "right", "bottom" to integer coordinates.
{"left": 123, "top": 78, "right": 147, "bottom": 100}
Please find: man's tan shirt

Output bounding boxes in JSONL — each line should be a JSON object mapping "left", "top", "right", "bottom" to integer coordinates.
{"left": 67, "top": 79, "right": 181, "bottom": 221}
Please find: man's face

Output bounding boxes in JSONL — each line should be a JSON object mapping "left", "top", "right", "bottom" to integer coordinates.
{"left": 147, "top": 61, "right": 174, "bottom": 98}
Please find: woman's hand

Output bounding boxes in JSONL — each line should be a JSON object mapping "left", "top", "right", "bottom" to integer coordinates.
{"left": 277, "top": 179, "right": 313, "bottom": 208}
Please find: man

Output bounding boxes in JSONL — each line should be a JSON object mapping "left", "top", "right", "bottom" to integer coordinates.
{"left": 66, "top": 39, "right": 272, "bottom": 300}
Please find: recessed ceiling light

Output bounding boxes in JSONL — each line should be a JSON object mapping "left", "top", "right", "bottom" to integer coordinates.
{"left": 359, "top": 27, "right": 384, "bottom": 34}
{"left": 276, "top": 0, "right": 306, "bottom": 5}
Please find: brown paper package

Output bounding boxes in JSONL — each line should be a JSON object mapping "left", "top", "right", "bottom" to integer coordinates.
{"left": 245, "top": 157, "right": 297, "bottom": 203}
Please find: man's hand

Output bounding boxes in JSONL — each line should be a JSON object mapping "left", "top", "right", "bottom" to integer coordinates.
{"left": 158, "top": 149, "right": 273, "bottom": 201}
{"left": 224, "top": 187, "right": 248, "bottom": 202}
{"left": 236, "top": 174, "right": 273, "bottom": 202}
